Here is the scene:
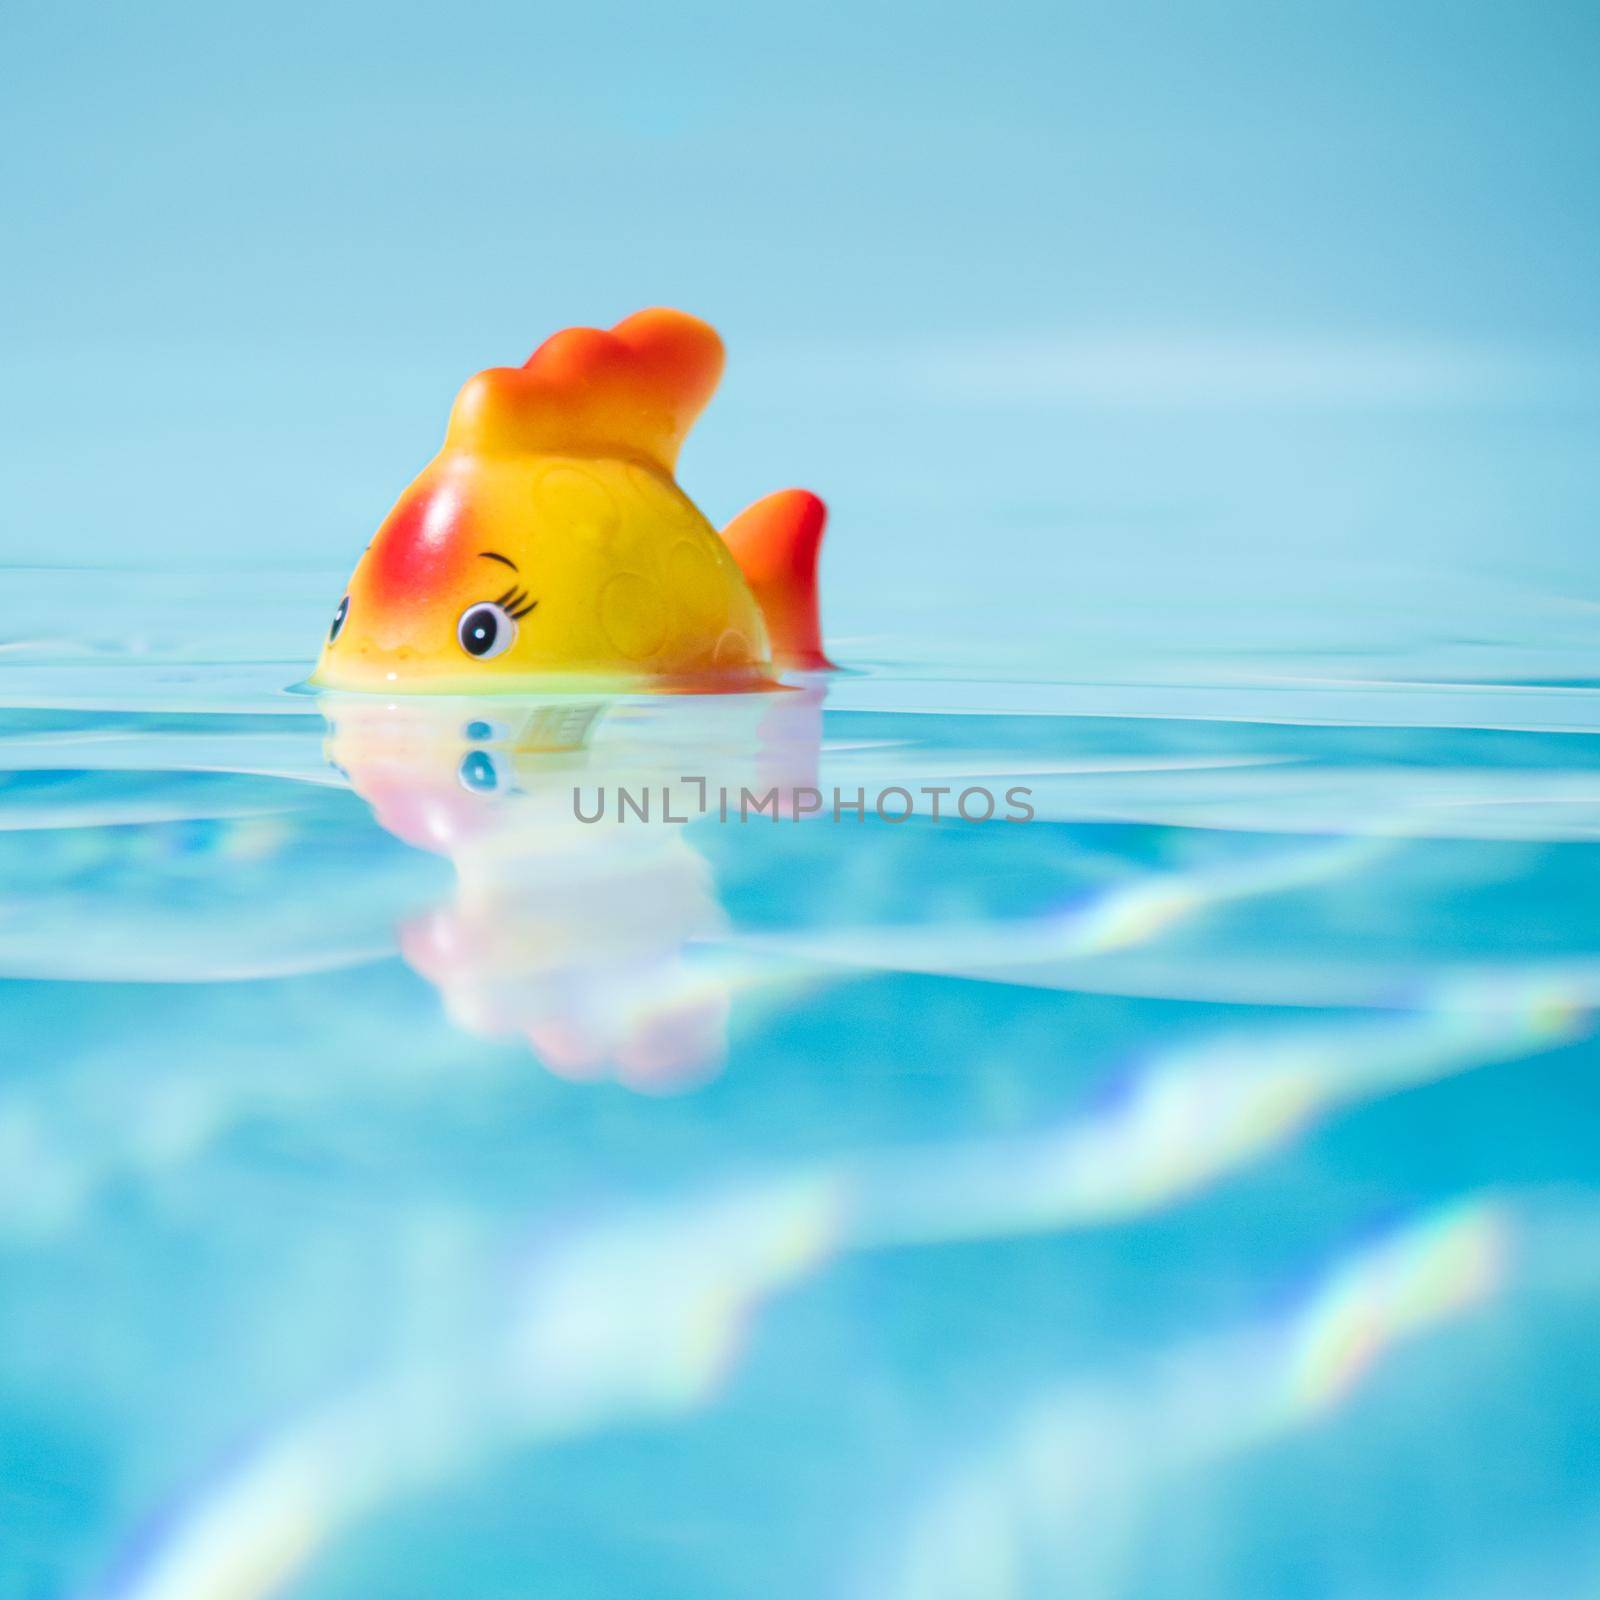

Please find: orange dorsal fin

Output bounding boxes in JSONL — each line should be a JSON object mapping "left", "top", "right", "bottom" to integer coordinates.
{"left": 443, "top": 308, "right": 724, "bottom": 473}
{"left": 721, "top": 489, "right": 833, "bottom": 671}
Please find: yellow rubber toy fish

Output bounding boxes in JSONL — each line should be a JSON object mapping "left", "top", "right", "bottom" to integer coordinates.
{"left": 312, "top": 308, "right": 831, "bottom": 694}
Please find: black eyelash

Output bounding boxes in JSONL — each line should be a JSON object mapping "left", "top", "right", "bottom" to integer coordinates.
{"left": 489, "top": 585, "right": 538, "bottom": 619}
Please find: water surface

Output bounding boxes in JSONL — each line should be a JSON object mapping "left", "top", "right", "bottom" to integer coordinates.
{"left": 2, "top": 571, "right": 1598, "bottom": 1599}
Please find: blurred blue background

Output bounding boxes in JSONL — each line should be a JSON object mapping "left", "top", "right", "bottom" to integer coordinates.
{"left": 4, "top": 0, "right": 1599, "bottom": 641}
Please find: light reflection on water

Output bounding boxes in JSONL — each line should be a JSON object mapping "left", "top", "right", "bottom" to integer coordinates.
{"left": 1, "top": 575, "right": 1599, "bottom": 1598}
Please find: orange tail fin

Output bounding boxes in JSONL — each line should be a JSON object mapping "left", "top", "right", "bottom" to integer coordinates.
{"left": 721, "top": 489, "right": 833, "bottom": 671}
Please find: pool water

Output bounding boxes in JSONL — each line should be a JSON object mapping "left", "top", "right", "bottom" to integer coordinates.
{"left": 2, "top": 570, "right": 1599, "bottom": 1599}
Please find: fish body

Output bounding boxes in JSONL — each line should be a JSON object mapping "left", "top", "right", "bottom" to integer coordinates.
{"left": 312, "top": 309, "right": 829, "bottom": 693}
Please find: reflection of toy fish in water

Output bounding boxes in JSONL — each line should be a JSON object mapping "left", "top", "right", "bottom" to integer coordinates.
{"left": 312, "top": 309, "right": 832, "bottom": 694}
{"left": 321, "top": 688, "right": 827, "bottom": 1090}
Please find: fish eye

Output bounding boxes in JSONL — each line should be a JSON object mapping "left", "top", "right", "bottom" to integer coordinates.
{"left": 458, "top": 749, "right": 509, "bottom": 793}
{"left": 457, "top": 602, "right": 516, "bottom": 660}
{"left": 329, "top": 595, "right": 350, "bottom": 642}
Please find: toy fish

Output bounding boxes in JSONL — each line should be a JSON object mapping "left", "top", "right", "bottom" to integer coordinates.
{"left": 311, "top": 308, "right": 831, "bottom": 693}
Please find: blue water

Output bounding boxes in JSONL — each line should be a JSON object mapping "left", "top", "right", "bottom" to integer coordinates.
{"left": 2, "top": 564, "right": 1599, "bottom": 1599}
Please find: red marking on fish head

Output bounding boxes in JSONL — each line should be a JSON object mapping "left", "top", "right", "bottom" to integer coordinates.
{"left": 365, "top": 475, "right": 474, "bottom": 611}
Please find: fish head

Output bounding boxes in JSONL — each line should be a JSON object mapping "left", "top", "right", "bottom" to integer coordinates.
{"left": 311, "top": 310, "right": 770, "bottom": 693}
